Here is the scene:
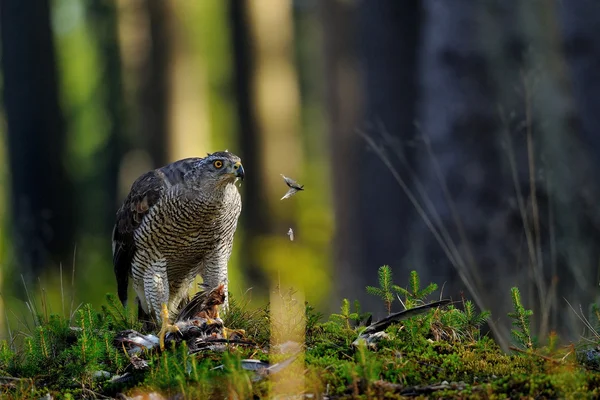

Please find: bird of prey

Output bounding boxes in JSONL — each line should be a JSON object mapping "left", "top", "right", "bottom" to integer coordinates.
{"left": 287, "top": 228, "right": 294, "bottom": 241}
{"left": 112, "top": 151, "right": 244, "bottom": 350}
{"left": 280, "top": 174, "right": 304, "bottom": 200}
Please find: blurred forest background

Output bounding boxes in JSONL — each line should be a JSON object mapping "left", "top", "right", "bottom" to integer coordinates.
{"left": 1, "top": 0, "right": 600, "bottom": 350}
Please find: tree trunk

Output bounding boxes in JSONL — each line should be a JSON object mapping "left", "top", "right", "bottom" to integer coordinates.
{"left": 410, "top": 0, "right": 512, "bottom": 346}
{"left": 86, "top": 0, "right": 127, "bottom": 237}
{"left": 139, "top": 0, "right": 171, "bottom": 168}
{"left": 320, "top": 0, "right": 362, "bottom": 308}
{"left": 517, "top": 0, "right": 600, "bottom": 341}
{"left": 229, "top": 0, "right": 269, "bottom": 288}
{"left": 556, "top": 0, "right": 600, "bottom": 319}
{"left": 354, "top": 0, "right": 422, "bottom": 313}
{"left": 1, "top": 0, "right": 75, "bottom": 281}
{"left": 557, "top": 0, "right": 600, "bottom": 169}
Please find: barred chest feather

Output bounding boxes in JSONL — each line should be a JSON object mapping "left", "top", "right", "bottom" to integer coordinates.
{"left": 134, "top": 183, "right": 241, "bottom": 270}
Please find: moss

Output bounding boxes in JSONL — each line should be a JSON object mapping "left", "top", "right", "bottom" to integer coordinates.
{"left": 2, "top": 278, "right": 600, "bottom": 399}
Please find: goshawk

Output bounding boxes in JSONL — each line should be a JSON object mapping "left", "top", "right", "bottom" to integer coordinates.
{"left": 112, "top": 151, "right": 244, "bottom": 348}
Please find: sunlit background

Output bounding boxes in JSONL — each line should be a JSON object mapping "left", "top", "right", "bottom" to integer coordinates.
{"left": 2, "top": 0, "right": 600, "bottom": 351}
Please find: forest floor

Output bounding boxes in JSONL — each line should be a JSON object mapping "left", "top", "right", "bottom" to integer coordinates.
{"left": 2, "top": 268, "right": 600, "bottom": 399}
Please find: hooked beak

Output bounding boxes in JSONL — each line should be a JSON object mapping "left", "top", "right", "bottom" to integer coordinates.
{"left": 233, "top": 162, "right": 245, "bottom": 181}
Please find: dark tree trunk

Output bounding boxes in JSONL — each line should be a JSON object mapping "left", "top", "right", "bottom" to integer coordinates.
{"left": 557, "top": 0, "right": 600, "bottom": 168}
{"left": 517, "top": 0, "right": 600, "bottom": 341}
{"left": 557, "top": 0, "right": 600, "bottom": 319}
{"left": 140, "top": 0, "right": 171, "bottom": 168}
{"left": 409, "top": 0, "right": 512, "bottom": 346}
{"left": 86, "top": 0, "right": 126, "bottom": 237}
{"left": 320, "top": 0, "right": 362, "bottom": 308}
{"left": 229, "top": 0, "right": 269, "bottom": 288}
{"left": 1, "top": 0, "right": 75, "bottom": 281}
{"left": 355, "top": 0, "right": 422, "bottom": 312}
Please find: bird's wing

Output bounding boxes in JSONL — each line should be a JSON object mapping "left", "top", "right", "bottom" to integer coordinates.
{"left": 281, "top": 174, "right": 299, "bottom": 188}
{"left": 175, "top": 283, "right": 225, "bottom": 322}
{"left": 281, "top": 174, "right": 304, "bottom": 191}
{"left": 113, "top": 171, "right": 166, "bottom": 305}
{"left": 280, "top": 188, "right": 299, "bottom": 200}
{"left": 361, "top": 299, "right": 451, "bottom": 336}
{"left": 112, "top": 158, "right": 202, "bottom": 305}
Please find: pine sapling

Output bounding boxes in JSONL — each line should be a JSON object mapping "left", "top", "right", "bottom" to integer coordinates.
{"left": 331, "top": 299, "right": 358, "bottom": 329}
{"left": 508, "top": 287, "right": 533, "bottom": 349}
{"left": 455, "top": 299, "right": 491, "bottom": 341}
{"left": 331, "top": 299, "right": 371, "bottom": 329}
{"left": 366, "top": 265, "right": 400, "bottom": 314}
{"left": 102, "top": 293, "right": 141, "bottom": 331}
{"left": 546, "top": 331, "right": 559, "bottom": 355}
{"left": 394, "top": 270, "right": 438, "bottom": 309}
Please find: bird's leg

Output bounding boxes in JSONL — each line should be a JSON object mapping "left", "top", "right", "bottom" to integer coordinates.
{"left": 144, "top": 263, "right": 179, "bottom": 351}
{"left": 158, "top": 303, "right": 180, "bottom": 351}
{"left": 202, "top": 267, "right": 229, "bottom": 313}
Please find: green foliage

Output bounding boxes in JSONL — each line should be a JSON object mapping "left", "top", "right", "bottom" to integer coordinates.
{"left": 589, "top": 302, "right": 600, "bottom": 336}
{"left": 366, "top": 265, "right": 402, "bottom": 314}
{"left": 101, "top": 293, "right": 142, "bottom": 332}
{"left": 508, "top": 286, "right": 534, "bottom": 349}
{"left": 0, "top": 340, "right": 16, "bottom": 374}
{"left": 219, "top": 351, "right": 255, "bottom": 399}
{"left": 394, "top": 270, "right": 439, "bottom": 308}
{"left": 223, "top": 293, "right": 270, "bottom": 347}
{"left": 264, "top": 285, "right": 306, "bottom": 346}
{"left": 330, "top": 299, "right": 371, "bottom": 330}
{"left": 2, "top": 281, "right": 600, "bottom": 398}
{"left": 441, "top": 299, "right": 491, "bottom": 342}
{"left": 143, "top": 341, "right": 221, "bottom": 399}
{"left": 0, "top": 295, "right": 135, "bottom": 398}
{"left": 546, "top": 330, "right": 559, "bottom": 355}
{"left": 367, "top": 268, "right": 439, "bottom": 315}
{"left": 345, "top": 341, "right": 382, "bottom": 395}
{"left": 305, "top": 301, "right": 324, "bottom": 338}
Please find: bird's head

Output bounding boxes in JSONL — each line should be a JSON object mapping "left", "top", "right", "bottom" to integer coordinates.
{"left": 189, "top": 151, "right": 245, "bottom": 188}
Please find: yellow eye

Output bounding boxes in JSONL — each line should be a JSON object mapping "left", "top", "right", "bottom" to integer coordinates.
{"left": 213, "top": 160, "right": 223, "bottom": 169}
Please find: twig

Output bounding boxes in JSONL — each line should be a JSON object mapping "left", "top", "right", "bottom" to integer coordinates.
{"left": 70, "top": 245, "right": 77, "bottom": 323}
{"left": 508, "top": 346, "right": 561, "bottom": 364}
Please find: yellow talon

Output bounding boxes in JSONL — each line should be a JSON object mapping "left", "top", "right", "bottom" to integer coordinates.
{"left": 158, "top": 303, "right": 180, "bottom": 351}
{"left": 223, "top": 327, "right": 246, "bottom": 339}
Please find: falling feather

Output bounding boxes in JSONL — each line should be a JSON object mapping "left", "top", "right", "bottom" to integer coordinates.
{"left": 280, "top": 174, "right": 304, "bottom": 200}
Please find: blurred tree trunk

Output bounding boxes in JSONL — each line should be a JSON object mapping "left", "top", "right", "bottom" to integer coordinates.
{"left": 140, "top": 0, "right": 171, "bottom": 168}
{"left": 86, "top": 0, "right": 126, "bottom": 237}
{"left": 0, "top": 0, "right": 75, "bottom": 281}
{"left": 517, "top": 0, "right": 600, "bottom": 341}
{"left": 478, "top": 0, "right": 542, "bottom": 345}
{"left": 409, "top": 0, "right": 512, "bottom": 346}
{"left": 229, "top": 0, "right": 269, "bottom": 288}
{"left": 354, "top": 0, "right": 422, "bottom": 312}
{"left": 405, "top": 0, "right": 600, "bottom": 346}
{"left": 558, "top": 0, "right": 600, "bottom": 169}
{"left": 244, "top": 0, "right": 303, "bottom": 291}
{"left": 557, "top": 0, "right": 600, "bottom": 315}
{"left": 320, "top": 0, "right": 362, "bottom": 308}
